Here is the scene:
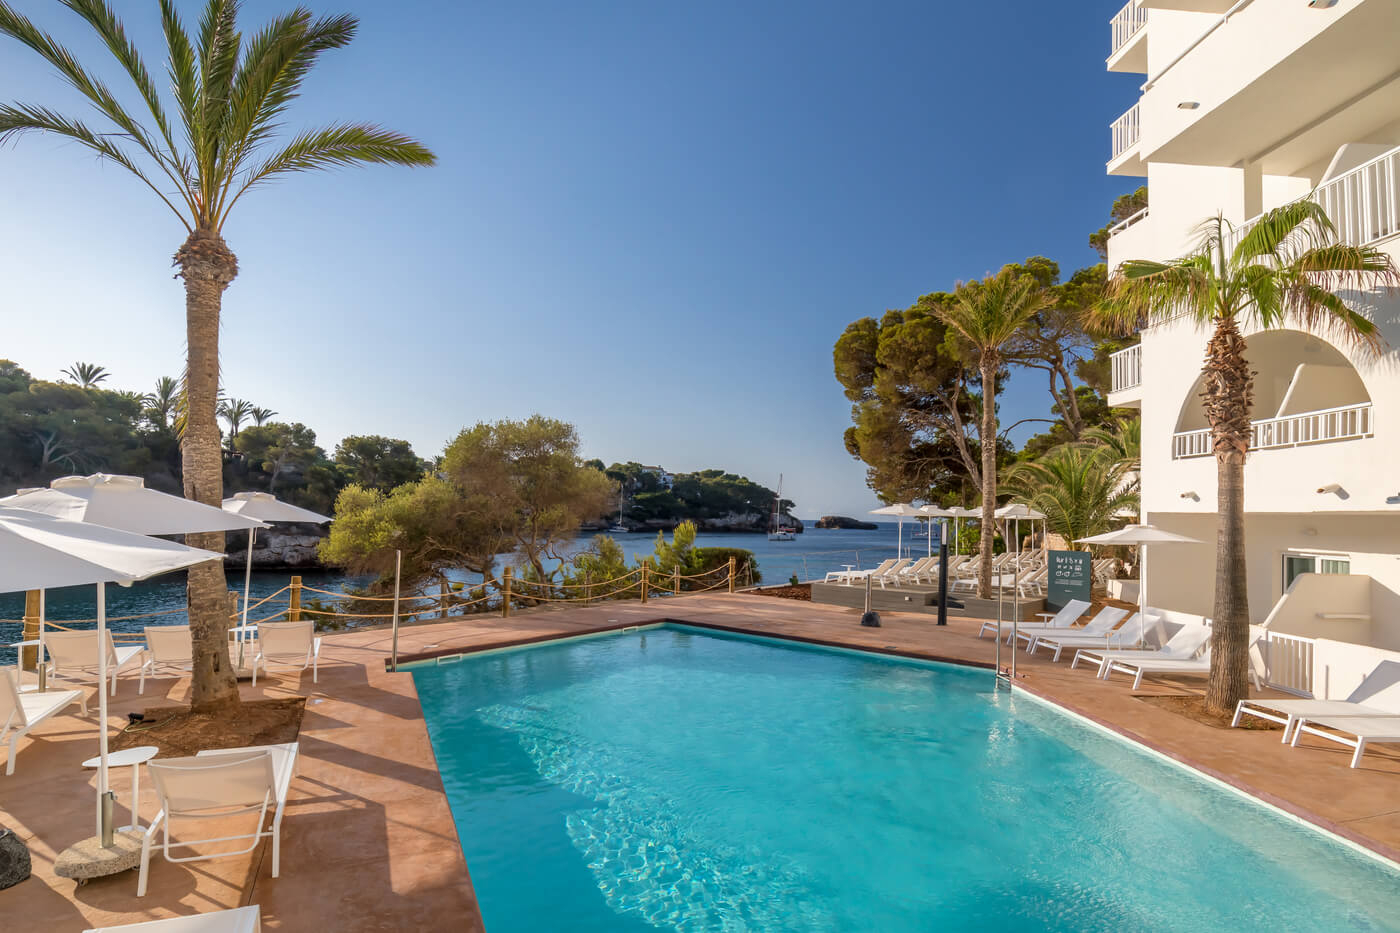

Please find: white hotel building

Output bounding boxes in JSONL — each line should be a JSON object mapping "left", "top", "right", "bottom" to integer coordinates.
{"left": 1099, "top": 0, "right": 1400, "bottom": 697}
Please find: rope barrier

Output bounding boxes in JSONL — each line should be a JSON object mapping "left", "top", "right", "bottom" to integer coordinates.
{"left": 299, "top": 585, "right": 443, "bottom": 602}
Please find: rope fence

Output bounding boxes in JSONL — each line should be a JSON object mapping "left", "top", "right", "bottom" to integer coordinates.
{"left": 0, "top": 558, "right": 755, "bottom": 660}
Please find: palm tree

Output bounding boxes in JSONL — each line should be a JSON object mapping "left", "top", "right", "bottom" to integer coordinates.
{"left": 1081, "top": 417, "right": 1140, "bottom": 471}
{"left": 1007, "top": 444, "right": 1138, "bottom": 548}
{"left": 0, "top": 1, "right": 434, "bottom": 712}
{"left": 60, "top": 361, "right": 108, "bottom": 388}
{"left": 1101, "top": 202, "right": 1397, "bottom": 714}
{"left": 218, "top": 397, "right": 254, "bottom": 448}
{"left": 933, "top": 269, "right": 1053, "bottom": 597}
{"left": 250, "top": 405, "right": 276, "bottom": 426}
{"left": 147, "top": 375, "right": 181, "bottom": 429}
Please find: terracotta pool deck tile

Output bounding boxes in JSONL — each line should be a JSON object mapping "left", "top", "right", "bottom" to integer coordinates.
{"left": 3, "top": 591, "right": 1397, "bottom": 932}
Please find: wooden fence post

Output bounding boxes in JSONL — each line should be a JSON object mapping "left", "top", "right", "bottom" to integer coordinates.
{"left": 20, "top": 589, "right": 40, "bottom": 673}
{"left": 640, "top": 561, "right": 649, "bottom": 605}
{"left": 673, "top": 565, "right": 681, "bottom": 596}
{"left": 502, "top": 567, "right": 512, "bottom": 618}
{"left": 728, "top": 557, "right": 736, "bottom": 594}
{"left": 289, "top": 575, "right": 302, "bottom": 622}
{"left": 584, "top": 571, "right": 591, "bottom": 606}
{"left": 439, "top": 579, "right": 449, "bottom": 619}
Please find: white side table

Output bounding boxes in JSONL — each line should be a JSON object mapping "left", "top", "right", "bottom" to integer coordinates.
{"left": 83, "top": 745, "right": 159, "bottom": 832}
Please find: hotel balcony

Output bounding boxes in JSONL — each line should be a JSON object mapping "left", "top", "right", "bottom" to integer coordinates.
{"left": 1108, "top": 343, "right": 1142, "bottom": 409}
{"left": 1172, "top": 403, "right": 1373, "bottom": 460}
{"left": 1138, "top": 0, "right": 1399, "bottom": 176}
{"left": 1107, "top": 0, "right": 1148, "bottom": 73}
{"left": 1107, "top": 103, "right": 1144, "bottom": 177}
{"left": 1227, "top": 143, "right": 1400, "bottom": 253}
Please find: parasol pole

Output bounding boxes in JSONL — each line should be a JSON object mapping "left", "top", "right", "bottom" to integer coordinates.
{"left": 96, "top": 581, "right": 113, "bottom": 845}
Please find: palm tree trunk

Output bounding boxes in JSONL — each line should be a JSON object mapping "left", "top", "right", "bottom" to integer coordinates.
{"left": 1203, "top": 315, "right": 1253, "bottom": 714}
{"left": 978, "top": 357, "right": 997, "bottom": 599}
{"left": 175, "top": 229, "right": 241, "bottom": 714}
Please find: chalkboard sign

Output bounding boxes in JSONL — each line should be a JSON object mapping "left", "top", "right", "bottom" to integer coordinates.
{"left": 1047, "top": 550, "right": 1093, "bottom": 612}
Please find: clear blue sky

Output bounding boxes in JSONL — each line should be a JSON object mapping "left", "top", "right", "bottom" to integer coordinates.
{"left": 0, "top": 1, "right": 1141, "bottom": 518}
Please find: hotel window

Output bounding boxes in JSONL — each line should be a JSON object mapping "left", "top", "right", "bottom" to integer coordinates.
{"left": 1282, "top": 552, "right": 1350, "bottom": 591}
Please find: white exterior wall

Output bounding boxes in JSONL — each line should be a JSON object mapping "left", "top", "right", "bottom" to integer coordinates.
{"left": 1100, "top": 0, "right": 1400, "bottom": 651}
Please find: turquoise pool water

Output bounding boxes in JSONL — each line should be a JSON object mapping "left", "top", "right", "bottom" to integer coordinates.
{"left": 412, "top": 626, "right": 1400, "bottom": 932}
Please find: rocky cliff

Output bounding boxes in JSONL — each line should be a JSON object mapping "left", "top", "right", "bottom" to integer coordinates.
{"left": 223, "top": 524, "right": 328, "bottom": 570}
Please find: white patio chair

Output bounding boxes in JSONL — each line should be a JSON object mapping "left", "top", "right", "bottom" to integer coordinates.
{"left": 1, "top": 667, "right": 86, "bottom": 775}
{"left": 1078, "top": 622, "right": 1211, "bottom": 679}
{"left": 44, "top": 629, "right": 144, "bottom": 696}
{"left": 252, "top": 620, "right": 321, "bottom": 685}
{"left": 84, "top": 906, "right": 261, "bottom": 932}
{"left": 140, "top": 625, "right": 193, "bottom": 695}
{"left": 138, "top": 744, "right": 298, "bottom": 896}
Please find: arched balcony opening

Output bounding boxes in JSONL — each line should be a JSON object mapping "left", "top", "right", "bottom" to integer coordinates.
{"left": 1172, "top": 331, "right": 1373, "bottom": 459}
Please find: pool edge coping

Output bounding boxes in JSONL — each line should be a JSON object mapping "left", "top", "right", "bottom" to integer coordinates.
{"left": 398, "top": 614, "right": 1400, "bottom": 872}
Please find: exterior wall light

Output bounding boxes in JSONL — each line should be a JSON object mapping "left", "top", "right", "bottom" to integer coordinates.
{"left": 1308, "top": 0, "right": 1338, "bottom": 8}
{"left": 1302, "top": 527, "right": 1319, "bottom": 537}
{"left": 1317, "top": 483, "right": 1343, "bottom": 494}
{"left": 1177, "top": 101, "right": 1201, "bottom": 110}
{"left": 1180, "top": 491, "right": 1199, "bottom": 501}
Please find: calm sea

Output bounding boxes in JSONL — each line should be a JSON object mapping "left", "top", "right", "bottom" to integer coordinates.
{"left": 0, "top": 522, "right": 936, "bottom": 663}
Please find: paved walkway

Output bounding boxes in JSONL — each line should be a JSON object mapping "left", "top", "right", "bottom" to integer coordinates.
{"left": 2, "top": 593, "right": 1396, "bottom": 931}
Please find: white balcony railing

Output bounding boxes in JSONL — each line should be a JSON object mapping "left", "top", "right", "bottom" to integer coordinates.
{"left": 1263, "top": 631, "right": 1315, "bottom": 697}
{"left": 1110, "top": 343, "right": 1142, "bottom": 394}
{"left": 1110, "top": 0, "right": 1148, "bottom": 58}
{"left": 1107, "top": 206, "right": 1149, "bottom": 239}
{"left": 1172, "top": 402, "right": 1373, "bottom": 459}
{"left": 1228, "top": 144, "right": 1400, "bottom": 253}
{"left": 1110, "top": 104, "right": 1141, "bottom": 162}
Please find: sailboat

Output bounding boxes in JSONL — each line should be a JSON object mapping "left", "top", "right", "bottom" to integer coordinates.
{"left": 768, "top": 474, "right": 796, "bottom": 542}
{"left": 608, "top": 488, "right": 629, "bottom": 534}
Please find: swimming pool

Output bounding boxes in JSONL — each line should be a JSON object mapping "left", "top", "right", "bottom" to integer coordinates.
{"left": 411, "top": 625, "right": 1400, "bottom": 932}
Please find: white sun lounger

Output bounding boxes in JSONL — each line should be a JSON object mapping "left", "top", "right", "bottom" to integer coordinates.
{"left": 84, "top": 906, "right": 261, "bottom": 933}
{"left": 1014, "top": 604, "right": 1124, "bottom": 649}
{"left": 825, "top": 558, "right": 897, "bottom": 585}
{"left": 1024, "top": 608, "right": 1132, "bottom": 657}
{"left": 1231, "top": 660, "right": 1400, "bottom": 742}
{"left": 1074, "top": 622, "right": 1211, "bottom": 679}
{"left": 977, "top": 598, "right": 1090, "bottom": 641}
{"left": 1, "top": 667, "right": 86, "bottom": 775}
{"left": 1030, "top": 613, "right": 1149, "bottom": 663}
{"left": 138, "top": 743, "right": 299, "bottom": 896}
{"left": 1106, "top": 648, "right": 1264, "bottom": 692}
{"left": 1290, "top": 715, "right": 1400, "bottom": 769}
{"left": 44, "top": 629, "right": 144, "bottom": 696}
{"left": 1233, "top": 698, "right": 1397, "bottom": 744}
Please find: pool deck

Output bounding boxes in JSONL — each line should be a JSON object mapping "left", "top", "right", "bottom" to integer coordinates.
{"left": 2, "top": 592, "right": 1396, "bottom": 931}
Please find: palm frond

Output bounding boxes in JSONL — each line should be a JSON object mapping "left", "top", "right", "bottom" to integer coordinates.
{"left": 195, "top": 0, "right": 242, "bottom": 213}
{"left": 1232, "top": 198, "right": 1333, "bottom": 266}
{"left": 0, "top": 0, "right": 194, "bottom": 211}
{"left": 158, "top": 0, "right": 200, "bottom": 156}
{"left": 0, "top": 103, "right": 191, "bottom": 226}
{"left": 1100, "top": 252, "right": 1214, "bottom": 329}
{"left": 57, "top": 0, "right": 183, "bottom": 170}
{"left": 223, "top": 122, "right": 434, "bottom": 220}
{"left": 214, "top": 10, "right": 357, "bottom": 220}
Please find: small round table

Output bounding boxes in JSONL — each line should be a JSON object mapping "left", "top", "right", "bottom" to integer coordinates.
{"left": 83, "top": 746, "right": 158, "bottom": 832}
{"left": 841, "top": 565, "right": 856, "bottom": 585}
